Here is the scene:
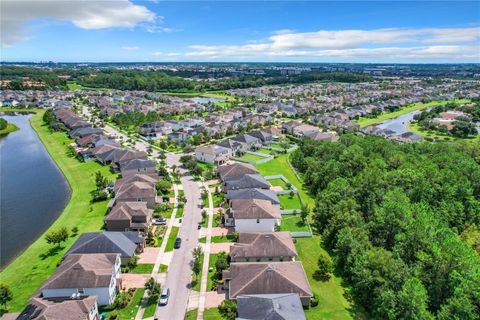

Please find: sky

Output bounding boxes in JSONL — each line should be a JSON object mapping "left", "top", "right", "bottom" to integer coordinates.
{"left": 1, "top": 0, "right": 479, "bottom": 63}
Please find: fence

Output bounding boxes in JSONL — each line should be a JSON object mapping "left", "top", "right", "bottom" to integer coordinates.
{"left": 231, "top": 150, "right": 273, "bottom": 165}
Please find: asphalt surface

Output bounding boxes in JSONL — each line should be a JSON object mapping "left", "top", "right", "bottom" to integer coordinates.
{"left": 155, "top": 154, "right": 202, "bottom": 320}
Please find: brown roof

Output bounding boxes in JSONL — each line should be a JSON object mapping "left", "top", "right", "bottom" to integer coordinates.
{"left": 195, "top": 145, "right": 215, "bottom": 156}
{"left": 91, "top": 144, "right": 117, "bottom": 156}
{"left": 115, "top": 181, "right": 156, "bottom": 200}
{"left": 112, "top": 150, "right": 148, "bottom": 164}
{"left": 114, "top": 174, "right": 157, "bottom": 193}
{"left": 18, "top": 296, "right": 98, "bottom": 320}
{"left": 227, "top": 262, "right": 312, "bottom": 299}
{"left": 231, "top": 199, "right": 281, "bottom": 220}
{"left": 217, "top": 163, "right": 259, "bottom": 180}
{"left": 41, "top": 254, "right": 118, "bottom": 290}
{"left": 230, "top": 232, "right": 297, "bottom": 260}
{"left": 76, "top": 134, "right": 100, "bottom": 146}
{"left": 106, "top": 202, "right": 152, "bottom": 222}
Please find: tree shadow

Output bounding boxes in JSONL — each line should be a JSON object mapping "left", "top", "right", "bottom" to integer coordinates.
{"left": 39, "top": 246, "right": 64, "bottom": 260}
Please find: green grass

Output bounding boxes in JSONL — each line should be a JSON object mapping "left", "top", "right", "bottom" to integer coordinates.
{"left": 212, "top": 193, "right": 224, "bottom": 207}
{"left": 100, "top": 288, "right": 145, "bottom": 320}
{"left": 204, "top": 307, "right": 223, "bottom": 319}
{"left": 296, "top": 237, "right": 362, "bottom": 320}
{"left": 129, "top": 263, "right": 154, "bottom": 274}
{"left": 355, "top": 99, "right": 471, "bottom": 128}
{"left": 198, "top": 161, "right": 215, "bottom": 172}
{"left": 269, "top": 143, "right": 287, "bottom": 149}
{"left": 185, "top": 308, "right": 198, "bottom": 320}
{"left": 280, "top": 215, "right": 310, "bottom": 232}
{"left": 278, "top": 193, "right": 302, "bottom": 210}
{"left": 176, "top": 204, "right": 185, "bottom": 218}
{"left": 142, "top": 299, "right": 157, "bottom": 318}
{"left": 158, "top": 264, "right": 168, "bottom": 273}
{"left": 240, "top": 153, "right": 268, "bottom": 162}
{"left": 0, "top": 122, "right": 19, "bottom": 136}
{"left": 164, "top": 226, "right": 180, "bottom": 252}
{"left": 206, "top": 253, "right": 222, "bottom": 291}
{"left": 256, "top": 148, "right": 273, "bottom": 155}
{"left": 407, "top": 121, "right": 467, "bottom": 141}
{"left": 255, "top": 154, "right": 314, "bottom": 209}
{"left": 192, "top": 253, "right": 204, "bottom": 292}
{"left": 268, "top": 178, "right": 289, "bottom": 189}
{"left": 199, "top": 235, "right": 236, "bottom": 243}
{"left": 0, "top": 109, "right": 118, "bottom": 312}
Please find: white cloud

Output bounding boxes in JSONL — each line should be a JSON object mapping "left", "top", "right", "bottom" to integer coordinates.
{"left": 146, "top": 26, "right": 178, "bottom": 33}
{"left": 121, "top": 46, "right": 140, "bottom": 50}
{"left": 170, "top": 27, "right": 480, "bottom": 62}
{"left": 1, "top": 0, "right": 156, "bottom": 46}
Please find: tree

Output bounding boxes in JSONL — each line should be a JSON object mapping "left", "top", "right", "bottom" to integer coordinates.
{"left": 156, "top": 180, "right": 172, "bottom": 195}
{"left": 144, "top": 277, "right": 161, "bottom": 300}
{"left": 128, "top": 255, "right": 139, "bottom": 270}
{"left": 45, "top": 227, "right": 69, "bottom": 247}
{"left": 300, "top": 204, "right": 310, "bottom": 222}
{"left": 95, "top": 171, "right": 108, "bottom": 189}
{"left": 215, "top": 251, "right": 229, "bottom": 279}
{"left": 396, "top": 277, "right": 433, "bottom": 320}
{"left": 218, "top": 299, "right": 237, "bottom": 320}
{"left": 0, "top": 283, "right": 13, "bottom": 311}
{"left": 316, "top": 251, "right": 334, "bottom": 281}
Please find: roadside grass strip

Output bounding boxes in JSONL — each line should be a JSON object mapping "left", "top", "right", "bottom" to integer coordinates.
{"left": 164, "top": 226, "right": 180, "bottom": 252}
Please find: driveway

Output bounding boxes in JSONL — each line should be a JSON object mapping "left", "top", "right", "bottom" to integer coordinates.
{"left": 155, "top": 153, "right": 202, "bottom": 320}
{"left": 121, "top": 274, "right": 149, "bottom": 290}
{"left": 138, "top": 247, "right": 161, "bottom": 264}
{"left": 210, "top": 243, "right": 232, "bottom": 254}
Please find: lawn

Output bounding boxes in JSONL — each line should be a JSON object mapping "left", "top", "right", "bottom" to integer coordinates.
{"left": 0, "top": 109, "right": 118, "bottom": 312}
{"left": 255, "top": 154, "right": 314, "bottom": 209}
{"left": 268, "top": 178, "right": 289, "bottom": 189}
{"left": 280, "top": 215, "right": 310, "bottom": 232}
{"left": 269, "top": 143, "right": 287, "bottom": 150}
{"left": 100, "top": 288, "right": 145, "bottom": 320}
{"left": 164, "top": 226, "right": 180, "bottom": 252}
{"left": 129, "top": 263, "right": 154, "bottom": 274}
{"left": 278, "top": 193, "right": 302, "bottom": 210}
{"left": 142, "top": 299, "right": 157, "bottom": 318}
{"left": 212, "top": 193, "right": 224, "bottom": 207}
{"left": 207, "top": 253, "right": 220, "bottom": 291}
{"left": 240, "top": 153, "right": 268, "bottom": 162}
{"left": 256, "top": 148, "right": 273, "bottom": 155}
{"left": 185, "top": 308, "right": 198, "bottom": 320}
{"left": 355, "top": 99, "right": 471, "bottom": 128}
{"left": 204, "top": 307, "right": 223, "bottom": 319}
{"left": 199, "top": 235, "right": 236, "bottom": 243}
{"left": 407, "top": 122, "right": 463, "bottom": 141}
{"left": 158, "top": 264, "right": 168, "bottom": 273}
{"left": 192, "top": 253, "right": 204, "bottom": 291}
{"left": 176, "top": 204, "right": 185, "bottom": 218}
{"left": 296, "top": 237, "right": 362, "bottom": 320}
{"left": 0, "top": 122, "right": 19, "bottom": 136}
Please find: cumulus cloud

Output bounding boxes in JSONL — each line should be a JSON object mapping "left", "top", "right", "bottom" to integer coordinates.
{"left": 1, "top": 0, "right": 156, "bottom": 46}
{"left": 173, "top": 27, "right": 480, "bottom": 62}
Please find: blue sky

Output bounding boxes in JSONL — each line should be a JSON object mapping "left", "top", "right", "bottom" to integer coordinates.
{"left": 2, "top": 1, "right": 479, "bottom": 62}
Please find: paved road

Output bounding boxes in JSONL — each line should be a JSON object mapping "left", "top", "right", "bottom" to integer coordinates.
{"left": 155, "top": 154, "right": 203, "bottom": 320}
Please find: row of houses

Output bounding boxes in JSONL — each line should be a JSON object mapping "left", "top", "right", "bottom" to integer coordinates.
{"left": 209, "top": 162, "right": 312, "bottom": 318}
{"left": 12, "top": 107, "right": 162, "bottom": 319}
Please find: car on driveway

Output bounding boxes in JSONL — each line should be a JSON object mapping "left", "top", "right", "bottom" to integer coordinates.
{"left": 159, "top": 287, "right": 170, "bottom": 306}
{"left": 174, "top": 237, "right": 182, "bottom": 249}
{"left": 153, "top": 218, "right": 167, "bottom": 225}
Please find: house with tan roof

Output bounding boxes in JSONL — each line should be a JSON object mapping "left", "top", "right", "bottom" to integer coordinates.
{"left": 230, "top": 232, "right": 297, "bottom": 263}
{"left": 105, "top": 202, "right": 153, "bottom": 233}
{"left": 226, "top": 199, "right": 281, "bottom": 232}
{"left": 114, "top": 174, "right": 157, "bottom": 193}
{"left": 115, "top": 181, "right": 156, "bottom": 208}
{"left": 195, "top": 145, "right": 231, "bottom": 165}
{"left": 292, "top": 124, "right": 319, "bottom": 137}
{"left": 18, "top": 296, "right": 99, "bottom": 320}
{"left": 223, "top": 262, "right": 312, "bottom": 306}
{"left": 217, "top": 163, "right": 259, "bottom": 180}
{"left": 39, "top": 253, "right": 121, "bottom": 306}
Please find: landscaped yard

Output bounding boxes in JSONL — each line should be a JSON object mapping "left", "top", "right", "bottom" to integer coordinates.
{"left": 355, "top": 99, "right": 470, "bottom": 128}
{"left": 199, "top": 235, "right": 236, "bottom": 243}
{"left": 204, "top": 307, "right": 223, "bottom": 319}
{"left": 158, "top": 264, "right": 169, "bottom": 273}
{"left": 256, "top": 148, "right": 273, "bottom": 155}
{"left": 269, "top": 142, "right": 288, "bottom": 150}
{"left": 240, "top": 153, "right": 268, "bottom": 162}
{"left": 0, "top": 109, "right": 118, "bottom": 312}
{"left": 185, "top": 308, "right": 198, "bottom": 320}
{"left": 142, "top": 299, "right": 157, "bottom": 318}
{"left": 280, "top": 215, "right": 309, "bottom": 232}
{"left": 212, "top": 192, "right": 224, "bottom": 207}
{"left": 278, "top": 193, "right": 302, "bottom": 210}
{"left": 100, "top": 288, "right": 145, "bottom": 320}
{"left": 268, "top": 178, "right": 289, "bottom": 189}
{"left": 207, "top": 253, "right": 220, "bottom": 291}
{"left": 164, "top": 226, "right": 180, "bottom": 252}
{"left": 128, "top": 263, "right": 154, "bottom": 274}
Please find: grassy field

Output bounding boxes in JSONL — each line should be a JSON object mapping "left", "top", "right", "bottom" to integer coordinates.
{"left": 239, "top": 153, "right": 268, "bottom": 162}
{"left": 278, "top": 193, "right": 302, "bottom": 210}
{"left": 296, "top": 237, "right": 361, "bottom": 320}
{"left": 0, "top": 122, "right": 19, "bottom": 136}
{"left": 204, "top": 308, "right": 223, "bottom": 319}
{"left": 100, "top": 288, "right": 145, "bottom": 320}
{"left": 355, "top": 99, "right": 471, "bottom": 128}
{"left": 164, "top": 226, "right": 180, "bottom": 252}
{"left": 0, "top": 109, "right": 118, "bottom": 312}
{"left": 256, "top": 148, "right": 273, "bottom": 155}
{"left": 281, "top": 215, "right": 309, "bottom": 232}
{"left": 129, "top": 263, "right": 154, "bottom": 274}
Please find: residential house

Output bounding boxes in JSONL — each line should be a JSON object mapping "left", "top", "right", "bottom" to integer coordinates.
{"left": 70, "top": 127, "right": 103, "bottom": 139}
{"left": 281, "top": 121, "right": 302, "bottom": 134}
{"left": 120, "top": 159, "right": 157, "bottom": 178}
{"left": 40, "top": 253, "right": 121, "bottom": 306}
{"left": 18, "top": 296, "right": 99, "bottom": 320}
{"left": 292, "top": 124, "right": 319, "bottom": 137}
{"left": 231, "top": 134, "right": 262, "bottom": 150}
{"left": 217, "top": 139, "right": 245, "bottom": 157}
{"left": 226, "top": 189, "right": 280, "bottom": 209}
{"left": 223, "top": 174, "right": 270, "bottom": 191}
{"left": 64, "top": 232, "right": 144, "bottom": 265}
{"left": 236, "top": 293, "right": 306, "bottom": 320}
{"left": 223, "top": 262, "right": 312, "bottom": 306}
{"left": 306, "top": 131, "right": 340, "bottom": 142}
{"left": 226, "top": 199, "right": 281, "bottom": 232}
{"left": 195, "top": 145, "right": 231, "bottom": 165}
{"left": 230, "top": 232, "right": 297, "bottom": 263}
{"left": 248, "top": 130, "right": 273, "bottom": 144}
{"left": 217, "top": 163, "right": 259, "bottom": 181}
{"left": 114, "top": 174, "right": 157, "bottom": 193}
{"left": 105, "top": 202, "right": 153, "bottom": 233}
{"left": 111, "top": 150, "right": 148, "bottom": 171}
{"left": 115, "top": 181, "right": 157, "bottom": 208}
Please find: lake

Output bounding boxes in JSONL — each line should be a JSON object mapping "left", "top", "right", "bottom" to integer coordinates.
{"left": 0, "top": 114, "right": 71, "bottom": 268}
{"left": 376, "top": 109, "right": 423, "bottom": 134}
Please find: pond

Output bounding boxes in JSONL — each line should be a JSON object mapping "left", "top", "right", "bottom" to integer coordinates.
{"left": 0, "top": 114, "right": 71, "bottom": 268}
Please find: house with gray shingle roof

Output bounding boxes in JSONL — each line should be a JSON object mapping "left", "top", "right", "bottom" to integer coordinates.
{"left": 226, "top": 199, "right": 281, "bottom": 232}
{"left": 236, "top": 293, "right": 306, "bottom": 320}
{"left": 230, "top": 232, "right": 297, "bottom": 263}
{"left": 223, "top": 174, "right": 270, "bottom": 191}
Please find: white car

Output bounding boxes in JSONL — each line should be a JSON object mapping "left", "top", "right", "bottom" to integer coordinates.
{"left": 159, "top": 288, "right": 170, "bottom": 306}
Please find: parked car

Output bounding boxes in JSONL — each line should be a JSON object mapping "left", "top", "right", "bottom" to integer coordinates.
{"left": 153, "top": 218, "right": 167, "bottom": 225}
{"left": 174, "top": 237, "right": 182, "bottom": 249}
{"left": 159, "top": 287, "right": 170, "bottom": 306}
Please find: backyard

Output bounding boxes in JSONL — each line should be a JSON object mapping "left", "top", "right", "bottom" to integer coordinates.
{"left": 239, "top": 153, "right": 268, "bottom": 162}
{"left": 0, "top": 109, "right": 118, "bottom": 312}
{"left": 280, "top": 214, "right": 309, "bottom": 232}
{"left": 278, "top": 193, "right": 302, "bottom": 210}
{"left": 268, "top": 178, "right": 289, "bottom": 189}
{"left": 100, "top": 288, "right": 145, "bottom": 320}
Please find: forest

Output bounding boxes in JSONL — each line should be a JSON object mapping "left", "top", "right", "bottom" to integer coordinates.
{"left": 290, "top": 136, "right": 480, "bottom": 320}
